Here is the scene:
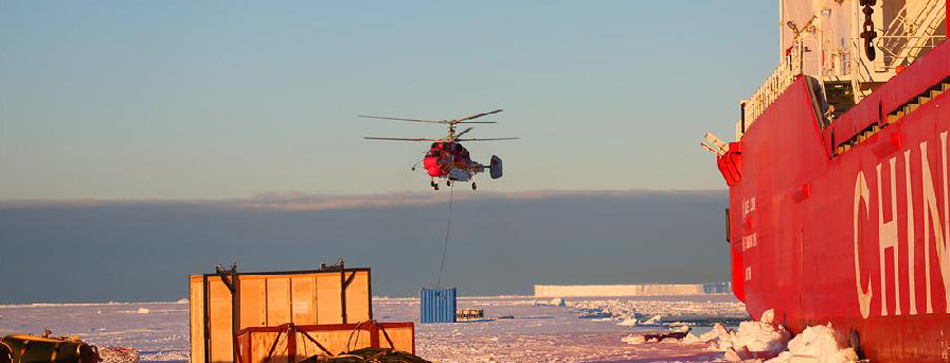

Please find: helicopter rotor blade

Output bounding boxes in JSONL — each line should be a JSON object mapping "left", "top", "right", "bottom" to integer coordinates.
{"left": 456, "top": 137, "right": 520, "bottom": 141}
{"left": 457, "top": 121, "right": 497, "bottom": 124}
{"left": 359, "top": 115, "right": 444, "bottom": 123}
{"left": 454, "top": 109, "right": 503, "bottom": 123}
{"left": 456, "top": 127, "right": 474, "bottom": 138}
{"left": 364, "top": 137, "right": 441, "bottom": 142}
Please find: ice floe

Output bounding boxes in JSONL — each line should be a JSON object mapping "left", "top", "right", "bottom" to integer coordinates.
{"left": 627, "top": 308, "right": 859, "bottom": 363}
{"left": 531, "top": 297, "right": 566, "bottom": 307}
{"left": 767, "top": 324, "right": 859, "bottom": 363}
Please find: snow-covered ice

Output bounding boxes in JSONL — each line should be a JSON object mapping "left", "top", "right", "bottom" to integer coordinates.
{"left": 534, "top": 284, "right": 731, "bottom": 297}
{"left": 532, "top": 297, "right": 566, "bottom": 307}
{"left": 673, "top": 309, "right": 858, "bottom": 363}
{"left": 766, "top": 324, "right": 858, "bottom": 363}
{"left": 704, "top": 309, "right": 790, "bottom": 358}
{"left": 1, "top": 295, "right": 754, "bottom": 363}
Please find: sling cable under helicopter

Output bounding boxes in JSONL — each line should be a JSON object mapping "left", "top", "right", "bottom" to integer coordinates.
{"left": 362, "top": 109, "right": 518, "bottom": 190}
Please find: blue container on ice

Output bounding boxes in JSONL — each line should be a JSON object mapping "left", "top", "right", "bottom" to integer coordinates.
{"left": 420, "top": 288, "right": 456, "bottom": 323}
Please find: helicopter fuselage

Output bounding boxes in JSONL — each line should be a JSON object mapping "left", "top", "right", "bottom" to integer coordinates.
{"left": 423, "top": 142, "right": 484, "bottom": 183}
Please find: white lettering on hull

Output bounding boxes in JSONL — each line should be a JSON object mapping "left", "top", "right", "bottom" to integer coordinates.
{"left": 854, "top": 131, "right": 950, "bottom": 318}
{"left": 920, "top": 134, "right": 950, "bottom": 314}
{"left": 876, "top": 157, "right": 900, "bottom": 316}
{"left": 905, "top": 149, "right": 917, "bottom": 315}
{"left": 743, "top": 197, "right": 756, "bottom": 218}
{"left": 743, "top": 233, "right": 757, "bottom": 251}
{"left": 854, "top": 171, "right": 874, "bottom": 319}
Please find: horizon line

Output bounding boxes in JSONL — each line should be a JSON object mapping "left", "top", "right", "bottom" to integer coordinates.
{"left": 0, "top": 188, "right": 727, "bottom": 211}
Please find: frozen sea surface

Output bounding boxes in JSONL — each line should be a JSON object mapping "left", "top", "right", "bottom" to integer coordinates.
{"left": 0, "top": 295, "right": 747, "bottom": 363}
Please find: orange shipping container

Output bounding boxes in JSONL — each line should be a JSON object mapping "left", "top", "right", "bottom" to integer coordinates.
{"left": 189, "top": 267, "right": 372, "bottom": 363}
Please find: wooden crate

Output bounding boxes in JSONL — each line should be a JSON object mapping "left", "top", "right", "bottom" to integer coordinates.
{"left": 189, "top": 267, "right": 372, "bottom": 363}
{"left": 235, "top": 322, "right": 415, "bottom": 363}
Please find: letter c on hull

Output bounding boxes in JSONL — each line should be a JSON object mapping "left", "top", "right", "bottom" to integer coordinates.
{"left": 854, "top": 171, "right": 874, "bottom": 318}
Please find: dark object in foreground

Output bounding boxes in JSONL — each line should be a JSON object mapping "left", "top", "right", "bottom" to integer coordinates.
{"left": 299, "top": 348, "right": 431, "bottom": 363}
{"left": 643, "top": 328, "right": 691, "bottom": 342}
{"left": 1, "top": 334, "right": 102, "bottom": 363}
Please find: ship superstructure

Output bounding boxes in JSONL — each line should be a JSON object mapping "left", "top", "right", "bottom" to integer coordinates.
{"left": 706, "top": 1, "right": 949, "bottom": 361}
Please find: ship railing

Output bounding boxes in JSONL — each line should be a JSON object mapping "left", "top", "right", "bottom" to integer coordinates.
{"left": 742, "top": 41, "right": 803, "bottom": 133}
{"left": 877, "top": 35, "right": 946, "bottom": 63}
{"left": 878, "top": 0, "right": 946, "bottom": 68}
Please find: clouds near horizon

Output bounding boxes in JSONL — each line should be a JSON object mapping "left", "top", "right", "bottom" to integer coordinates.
{"left": 0, "top": 189, "right": 729, "bottom": 303}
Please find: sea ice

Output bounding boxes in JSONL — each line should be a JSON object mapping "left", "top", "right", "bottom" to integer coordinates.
{"left": 679, "top": 309, "right": 858, "bottom": 363}
{"left": 621, "top": 333, "right": 647, "bottom": 344}
{"left": 2, "top": 295, "right": 744, "bottom": 363}
{"left": 766, "top": 324, "right": 858, "bottom": 363}
{"left": 680, "top": 332, "right": 701, "bottom": 343}
{"left": 692, "top": 309, "right": 788, "bottom": 361}
{"left": 532, "top": 297, "right": 566, "bottom": 307}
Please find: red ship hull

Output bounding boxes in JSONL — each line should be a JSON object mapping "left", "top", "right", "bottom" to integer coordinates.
{"left": 722, "top": 41, "right": 950, "bottom": 361}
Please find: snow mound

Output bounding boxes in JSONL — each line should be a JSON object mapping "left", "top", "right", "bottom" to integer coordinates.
{"left": 616, "top": 311, "right": 646, "bottom": 326}
{"left": 643, "top": 314, "right": 663, "bottom": 325}
{"left": 701, "top": 309, "right": 791, "bottom": 361}
{"left": 621, "top": 333, "right": 646, "bottom": 344}
{"left": 687, "top": 309, "right": 858, "bottom": 363}
{"left": 617, "top": 317, "right": 639, "bottom": 326}
{"left": 680, "top": 333, "right": 701, "bottom": 343}
{"left": 766, "top": 324, "right": 858, "bottom": 363}
{"left": 619, "top": 313, "right": 663, "bottom": 326}
{"left": 533, "top": 297, "right": 566, "bottom": 307}
{"left": 730, "top": 318, "right": 790, "bottom": 353}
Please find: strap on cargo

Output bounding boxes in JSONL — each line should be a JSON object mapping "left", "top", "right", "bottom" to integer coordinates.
{"left": 264, "top": 325, "right": 287, "bottom": 363}
{"left": 377, "top": 323, "right": 395, "bottom": 349}
{"left": 298, "top": 331, "right": 333, "bottom": 357}
{"left": 344, "top": 321, "right": 367, "bottom": 353}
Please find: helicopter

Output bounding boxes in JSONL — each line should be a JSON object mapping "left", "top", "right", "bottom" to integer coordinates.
{"left": 362, "top": 109, "right": 518, "bottom": 190}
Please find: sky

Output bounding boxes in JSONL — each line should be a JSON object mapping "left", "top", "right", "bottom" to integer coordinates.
{"left": 0, "top": 0, "right": 778, "bottom": 199}
{"left": 0, "top": 1, "right": 779, "bottom": 302}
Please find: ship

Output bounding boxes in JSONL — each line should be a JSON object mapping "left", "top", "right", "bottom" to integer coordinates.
{"left": 704, "top": 0, "right": 949, "bottom": 361}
